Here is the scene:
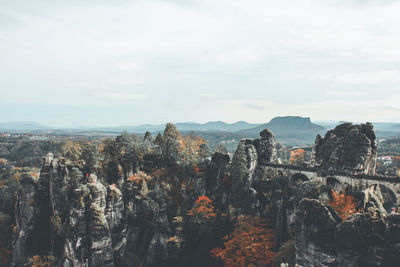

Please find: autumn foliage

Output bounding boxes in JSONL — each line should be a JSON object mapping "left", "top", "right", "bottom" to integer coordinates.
{"left": 211, "top": 215, "right": 275, "bottom": 267}
{"left": 330, "top": 189, "right": 359, "bottom": 220}
{"left": 178, "top": 134, "right": 208, "bottom": 163}
{"left": 150, "top": 168, "right": 168, "bottom": 178}
{"left": 187, "top": 196, "right": 216, "bottom": 219}
{"left": 127, "top": 171, "right": 152, "bottom": 185}
{"left": 289, "top": 149, "right": 306, "bottom": 165}
{"left": 25, "top": 255, "right": 56, "bottom": 267}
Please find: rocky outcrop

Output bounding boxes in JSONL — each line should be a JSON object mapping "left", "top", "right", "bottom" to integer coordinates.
{"left": 295, "top": 189, "right": 400, "bottom": 267}
{"left": 231, "top": 138, "right": 259, "bottom": 190}
{"left": 86, "top": 182, "right": 114, "bottom": 266}
{"left": 229, "top": 138, "right": 259, "bottom": 215}
{"left": 230, "top": 129, "right": 277, "bottom": 190}
{"left": 12, "top": 156, "right": 123, "bottom": 267}
{"left": 314, "top": 122, "right": 377, "bottom": 174}
{"left": 106, "top": 184, "right": 126, "bottom": 262}
{"left": 384, "top": 214, "right": 400, "bottom": 266}
{"left": 295, "top": 199, "right": 337, "bottom": 267}
{"left": 123, "top": 175, "right": 171, "bottom": 266}
{"left": 12, "top": 174, "right": 37, "bottom": 266}
{"left": 256, "top": 129, "right": 277, "bottom": 165}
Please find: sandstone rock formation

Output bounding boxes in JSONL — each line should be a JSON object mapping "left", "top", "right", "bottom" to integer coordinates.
{"left": 12, "top": 174, "right": 37, "bottom": 266}
{"left": 256, "top": 129, "right": 277, "bottom": 165}
{"left": 314, "top": 122, "right": 377, "bottom": 174}
{"left": 295, "top": 190, "right": 400, "bottom": 267}
{"left": 230, "top": 129, "right": 277, "bottom": 187}
{"left": 10, "top": 125, "right": 400, "bottom": 267}
{"left": 11, "top": 152, "right": 229, "bottom": 266}
{"left": 229, "top": 129, "right": 277, "bottom": 214}
{"left": 12, "top": 156, "right": 123, "bottom": 267}
{"left": 295, "top": 198, "right": 337, "bottom": 266}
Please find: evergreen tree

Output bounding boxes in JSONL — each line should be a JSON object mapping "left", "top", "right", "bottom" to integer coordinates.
{"left": 162, "top": 123, "right": 182, "bottom": 163}
{"left": 214, "top": 143, "right": 228, "bottom": 155}
{"left": 80, "top": 141, "right": 100, "bottom": 175}
{"left": 198, "top": 143, "right": 210, "bottom": 163}
{"left": 153, "top": 133, "right": 163, "bottom": 154}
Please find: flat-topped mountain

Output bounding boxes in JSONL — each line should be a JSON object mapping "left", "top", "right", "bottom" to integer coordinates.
{"left": 238, "top": 116, "right": 326, "bottom": 145}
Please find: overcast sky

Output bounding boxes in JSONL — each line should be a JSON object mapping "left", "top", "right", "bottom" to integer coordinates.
{"left": 1, "top": 0, "right": 400, "bottom": 126}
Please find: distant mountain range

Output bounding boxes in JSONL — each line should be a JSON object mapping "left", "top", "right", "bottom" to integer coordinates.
{"left": 0, "top": 120, "right": 259, "bottom": 133}
{"left": 0, "top": 121, "right": 50, "bottom": 131}
{"left": 98, "top": 121, "right": 260, "bottom": 133}
{"left": 386, "top": 124, "right": 400, "bottom": 132}
{"left": 2, "top": 117, "right": 400, "bottom": 146}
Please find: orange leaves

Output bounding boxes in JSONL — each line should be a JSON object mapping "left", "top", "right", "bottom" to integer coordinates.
{"left": 128, "top": 171, "right": 152, "bottom": 185}
{"left": 211, "top": 215, "right": 275, "bottom": 267}
{"left": 330, "top": 189, "right": 359, "bottom": 220}
{"left": 150, "top": 168, "right": 168, "bottom": 178}
{"left": 179, "top": 133, "right": 207, "bottom": 163}
{"left": 192, "top": 165, "right": 205, "bottom": 175}
{"left": 26, "top": 255, "right": 56, "bottom": 267}
{"left": 187, "top": 196, "right": 216, "bottom": 219}
{"left": 289, "top": 148, "right": 306, "bottom": 165}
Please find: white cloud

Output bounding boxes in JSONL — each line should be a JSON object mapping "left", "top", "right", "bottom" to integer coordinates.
{"left": 210, "top": 96, "right": 400, "bottom": 123}
{"left": 1, "top": 0, "right": 400, "bottom": 124}
{"left": 94, "top": 91, "right": 148, "bottom": 101}
{"left": 316, "top": 70, "right": 400, "bottom": 85}
{"left": 325, "top": 91, "right": 366, "bottom": 97}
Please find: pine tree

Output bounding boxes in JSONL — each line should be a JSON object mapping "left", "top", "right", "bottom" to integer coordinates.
{"left": 162, "top": 123, "right": 182, "bottom": 163}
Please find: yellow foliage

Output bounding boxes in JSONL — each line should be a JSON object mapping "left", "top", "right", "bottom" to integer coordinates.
{"left": 289, "top": 149, "right": 306, "bottom": 165}
{"left": 25, "top": 255, "right": 56, "bottom": 267}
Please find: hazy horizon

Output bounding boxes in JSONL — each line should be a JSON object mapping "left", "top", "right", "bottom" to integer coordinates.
{"left": 0, "top": 116, "right": 396, "bottom": 129}
{"left": 1, "top": 0, "right": 400, "bottom": 126}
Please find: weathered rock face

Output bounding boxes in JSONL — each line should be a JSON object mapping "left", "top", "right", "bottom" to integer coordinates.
{"left": 314, "top": 122, "right": 377, "bottom": 174}
{"left": 86, "top": 182, "right": 114, "bottom": 266}
{"left": 256, "top": 129, "right": 277, "bottom": 165}
{"left": 12, "top": 174, "right": 37, "bottom": 266}
{"left": 123, "top": 177, "right": 170, "bottom": 266}
{"left": 106, "top": 184, "right": 126, "bottom": 262}
{"left": 209, "top": 152, "right": 230, "bottom": 191}
{"left": 231, "top": 138, "right": 259, "bottom": 190}
{"left": 384, "top": 214, "right": 400, "bottom": 266}
{"left": 230, "top": 138, "right": 260, "bottom": 215}
{"left": 12, "top": 156, "right": 123, "bottom": 267}
{"left": 295, "top": 189, "right": 400, "bottom": 267}
{"left": 230, "top": 129, "right": 277, "bottom": 190}
{"left": 295, "top": 198, "right": 337, "bottom": 267}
